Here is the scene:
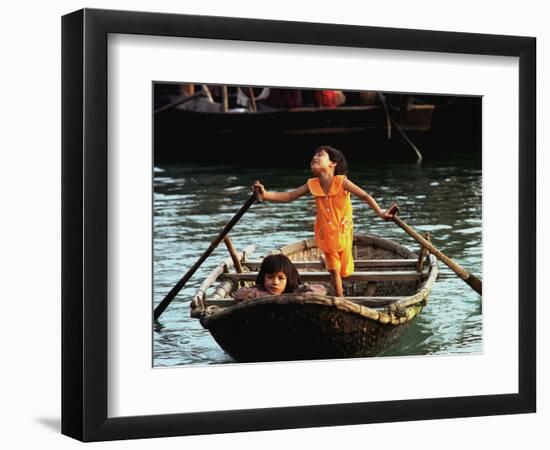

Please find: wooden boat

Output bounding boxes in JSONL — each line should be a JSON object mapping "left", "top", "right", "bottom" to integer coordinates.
{"left": 190, "top": 234, "right": 438, "bottom": 362}
{"left": 155, "top": 103, "right": 434, "bottom": 135}
{"left": 153, "top": 93, "right": 436, "bottom": 164}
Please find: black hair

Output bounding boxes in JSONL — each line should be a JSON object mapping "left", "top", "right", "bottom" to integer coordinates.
{"left": 256, "top": 254, "right": 301, "bottom": 293}
{"left": 314, "top": 145, "right": 348, "bottom": 176}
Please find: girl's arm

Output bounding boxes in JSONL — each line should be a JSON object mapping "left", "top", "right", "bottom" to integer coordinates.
{"left": 343, "top": 178, "right": 398, "bottom": 221}
{"left": 253, "top": 181, "right": 309, "bottom": 203}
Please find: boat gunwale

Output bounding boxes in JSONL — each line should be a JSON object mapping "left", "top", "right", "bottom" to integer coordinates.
{"left": 191, "top": 245, "right": 255, "bottom": 310}
{"left": 193, "top": 234, "right": 438, "bottom": 326}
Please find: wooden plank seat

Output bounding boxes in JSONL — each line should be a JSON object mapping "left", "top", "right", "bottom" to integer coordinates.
{"left": 221, "top": 270, "right": 427, "bottom": 283}
{"left": 244, "top": 259, "right": 419, "bottom": 270}
{"left": 203, "top": 296, "right": 408, "bottom": 308}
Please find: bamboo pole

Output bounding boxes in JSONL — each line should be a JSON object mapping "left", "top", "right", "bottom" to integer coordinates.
{"left": 389, "top": 115, "right": 423, "bottom": 163}
{"left": 378, "top": 93, "right": 392, "bottom": 139}
{"left": 201, "top": 85, "right": 214, "bottom": 103}
{"left": 221, "top": 85, "right": 229, "bottom": 112}
{"left": 247, "top": 87, "right": 257, "bottom": 112}
{"left": 376, "top": 93, "right": 422, "bottom": 162}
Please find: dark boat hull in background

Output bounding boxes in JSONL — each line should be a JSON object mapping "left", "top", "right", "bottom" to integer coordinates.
{"left": 154, "top": 97, "right": 480, "bottom": 164}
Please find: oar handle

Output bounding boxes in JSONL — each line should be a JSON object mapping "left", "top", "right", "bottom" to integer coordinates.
{"left": 154, "top": 192, "right": 257, "bottom": 321}
{"left": 392, "top": 213, "right": 482, "bottom": 295}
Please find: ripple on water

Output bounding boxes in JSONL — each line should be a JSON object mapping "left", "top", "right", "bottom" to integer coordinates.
{"left": 456, "top": 226, "right": 482, "bottom": 235}
{"left": 415, "top": 224, "right": 453, "bottom": 232}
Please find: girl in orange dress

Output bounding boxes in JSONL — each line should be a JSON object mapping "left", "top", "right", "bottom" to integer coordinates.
{"left": 253, "top": 146, "right": 398, "bottom": 297}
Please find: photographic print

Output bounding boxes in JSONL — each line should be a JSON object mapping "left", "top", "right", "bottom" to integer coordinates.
{"left": 152, "top": 83, "right": 482, "bottom": 366}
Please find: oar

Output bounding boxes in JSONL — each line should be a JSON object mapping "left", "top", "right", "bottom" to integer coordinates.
{"left": 154, "top": 192, "right": 258, "bottom": 320}
{"left": 390, "top": 209, "right": 482, "bottom": 295}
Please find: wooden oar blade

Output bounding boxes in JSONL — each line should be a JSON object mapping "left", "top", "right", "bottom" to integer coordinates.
{"left": 392, "top": 213, "right": 482, "bottom": 296}
{"left": 465, "top": 274, "right": 482, "bottom": 295}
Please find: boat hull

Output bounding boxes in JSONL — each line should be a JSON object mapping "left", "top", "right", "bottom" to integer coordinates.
{"left": 192, "top": 234, "right": 437, "bottom": 362}
{"left": 202, "top": 299, "right": 412, "bottom": 362}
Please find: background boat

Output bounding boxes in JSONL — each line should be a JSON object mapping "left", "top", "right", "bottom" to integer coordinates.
{"left": 154, "top": 84, "right": 481, "bottom": 164}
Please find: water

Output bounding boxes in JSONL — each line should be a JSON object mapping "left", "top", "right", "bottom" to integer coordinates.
{"left": 153, "top": 159, "right": 482, "bottom": 366}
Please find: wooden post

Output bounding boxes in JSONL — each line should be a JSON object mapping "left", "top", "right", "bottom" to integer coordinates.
{"left": 223, "top": 235, "right": 243, "bottom": 273}
{"left": 222, "top": 85, "right": 229, "bottom": 112}
{"left": 181, "top": 83, "right": 195, "bottom": 96}
{"left": 247, "top": 87, "right": 257, "bottom": 112}
{"left": 201, "top": 85, "right": 214, "bottom": 103}
{"left": 416, "top": 232, "right": 431, "bottom": 272}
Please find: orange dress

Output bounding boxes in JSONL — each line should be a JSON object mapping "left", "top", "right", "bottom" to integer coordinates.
{"left": 307, "top": 175, "right": 354, "bottom": 278}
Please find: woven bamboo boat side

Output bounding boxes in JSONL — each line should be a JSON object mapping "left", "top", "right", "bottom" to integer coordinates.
{"left": 192, "top": 234, "right": 438, "bottom": 362}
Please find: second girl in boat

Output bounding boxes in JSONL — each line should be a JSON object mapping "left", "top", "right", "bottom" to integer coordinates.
{"left": 234, "top": 254, "right": 326, "bottom": 302}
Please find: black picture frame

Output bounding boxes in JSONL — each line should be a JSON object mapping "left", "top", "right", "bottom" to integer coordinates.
{"left": 61, "top": 8, "right": 536, "bottom": 442}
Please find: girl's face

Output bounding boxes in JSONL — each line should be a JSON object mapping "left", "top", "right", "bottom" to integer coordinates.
{"left": 310, "top": 149, "right": 336, "bottom": 175}
{"left": 263, "top": 271, "right": 288, "bottom": 295}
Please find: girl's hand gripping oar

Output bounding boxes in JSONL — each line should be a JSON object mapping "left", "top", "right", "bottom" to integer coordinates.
{"left": 390, "top": 207, "right": 482, "bottom": 295}
{"left": 154, "top": 191, "right": 260, "bottom": 321}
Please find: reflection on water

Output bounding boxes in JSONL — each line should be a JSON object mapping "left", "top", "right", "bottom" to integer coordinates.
{"left": 153, "top": 160, "right": 482, "bottom": 366}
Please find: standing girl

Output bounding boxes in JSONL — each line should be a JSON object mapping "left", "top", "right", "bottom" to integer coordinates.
{"left": 253, "top": 146, "right": 398, "bottom": 297}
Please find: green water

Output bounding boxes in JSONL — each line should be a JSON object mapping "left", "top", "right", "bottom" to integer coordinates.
{"left": 153, "top": 159, "right": 482, "bottom": 366}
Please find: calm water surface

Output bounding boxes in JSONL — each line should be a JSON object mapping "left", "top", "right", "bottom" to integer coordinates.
{"left": 153, "top": 159, "right": 482, "bottom": 366}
